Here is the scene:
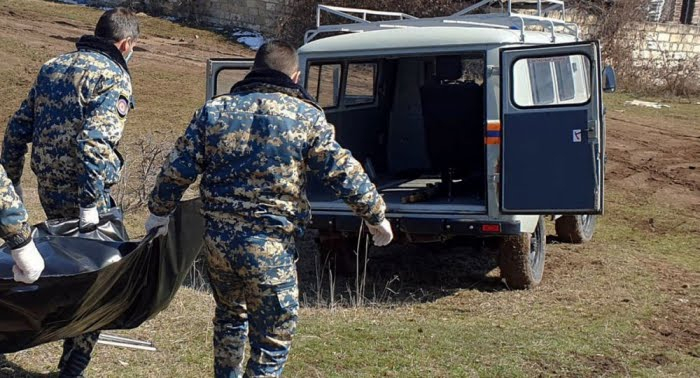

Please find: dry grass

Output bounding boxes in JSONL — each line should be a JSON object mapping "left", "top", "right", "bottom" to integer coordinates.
{"left": 0, "top": 0, "right": 253, "bottom": 236}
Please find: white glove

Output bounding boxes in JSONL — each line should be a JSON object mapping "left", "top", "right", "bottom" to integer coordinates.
{"left": 14, "top": 184, "right": 24, "bottom": 202}
{"left": 79, "top": 206, "right": 100, "bottom": 229}
{"left": 11, "top": 240, "right": 45, "bottom": 284}
{"left": 145, "top": 213, "right": 170, "bottom": 236}
{"left": 366, "top": 219, "right": 393, "bottom": 247}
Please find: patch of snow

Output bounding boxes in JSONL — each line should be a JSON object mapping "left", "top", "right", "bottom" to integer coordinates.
{"left": 54, "top": 1, "right": 109, "bottom": 10}
{"left": 54, "top": 0, "right": 266, "bottom": 51}
{"left": 236, "top": 35, "right": 265, "bottom": 50}
{"left": 55, "top": 0, "right": 89, "bottom": 5}
{"left": 231, "top": 29, "right": 265, "bottom": 51}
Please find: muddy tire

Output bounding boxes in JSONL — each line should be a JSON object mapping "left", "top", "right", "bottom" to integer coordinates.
{"left": 555, "top": 214, "right": 596, "bottom": 244}
{"left": 498, "top": 216, "right": 546, "bottom": 290}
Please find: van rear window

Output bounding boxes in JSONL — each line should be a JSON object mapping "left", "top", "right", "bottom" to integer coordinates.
{"left": 529, "top": 59, "right": 555, "bottom": 105}
{"left": 512, "top": 55, "right": 591, "bottom": 108}
{"left": 555, "top": 58, "right": 576, "bottom": 102}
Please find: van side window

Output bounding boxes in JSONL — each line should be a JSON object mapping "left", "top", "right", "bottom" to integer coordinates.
{"left": 307, "top": 63, "right": 341, "bottom": 108}
{"left": 215, "top": 69, "right": 249, "bottom": 97}
{"left": 461, "top": 58, "right": 484, "bottom": 84}
{"left": 345, "top": 63, "right": 376, "bottom": 106}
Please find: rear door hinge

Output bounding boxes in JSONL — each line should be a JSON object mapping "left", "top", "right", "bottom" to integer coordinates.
{"left": 587, "top": 120, "right": 598, "bottom": 141}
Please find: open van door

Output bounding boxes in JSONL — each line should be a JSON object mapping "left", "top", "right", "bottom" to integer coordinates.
{"left": 205, "top": 58, "right": 254, "bottom": 100}
{"left": 500, "top": 42, "right": 603, "bottom": 215}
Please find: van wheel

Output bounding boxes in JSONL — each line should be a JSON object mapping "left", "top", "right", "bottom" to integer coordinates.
{"left": 555, "top": 215, "right": 596, "bottom": 244}
{"left": 498, "top": 216, "right": 545, "bottom": 289}
{"left": 318, "top": 233, "right": 367, "bottom": 276}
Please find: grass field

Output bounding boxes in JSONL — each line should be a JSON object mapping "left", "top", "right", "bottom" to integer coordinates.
{"left": 0, "top": 1, "right": 698, "bottom": 377}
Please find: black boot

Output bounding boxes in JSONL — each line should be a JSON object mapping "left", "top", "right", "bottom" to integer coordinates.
{"left": 58, "top": 338, "right": 74, "bottom": 370}
{"left": 58, "top": 350, "right": 90, "bottom": 378}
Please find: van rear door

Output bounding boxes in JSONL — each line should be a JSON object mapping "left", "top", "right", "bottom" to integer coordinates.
{"left": 205, "top": 59, "right": 254, "bottom": 100}
{"left": 500, "top": 42, "right": 603, "bottom": 214}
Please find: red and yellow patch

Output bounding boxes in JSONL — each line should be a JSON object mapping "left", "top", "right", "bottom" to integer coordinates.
{"left": 116, "top": 94, "right": 129, "bottom": 118}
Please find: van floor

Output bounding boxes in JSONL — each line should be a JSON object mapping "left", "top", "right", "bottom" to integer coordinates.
{"left": 378, "top": 176, "right": 484, "bottom": 208}
{"left": 311, "top": 176, "right": 487, "bottom": 214}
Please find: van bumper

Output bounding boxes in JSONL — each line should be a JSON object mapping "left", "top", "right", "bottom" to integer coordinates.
{"left": 309, "top": 214, "right": 521, "bottom": 236}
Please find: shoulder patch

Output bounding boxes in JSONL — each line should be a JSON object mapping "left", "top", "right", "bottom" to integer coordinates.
{"left": 116, "top": 94, "right": 129, "bottom": 118}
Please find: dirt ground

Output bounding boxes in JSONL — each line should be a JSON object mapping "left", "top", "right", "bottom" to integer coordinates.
{"left": 0, "top": 1, "right": 698, "bottom": 377}
{"left": 605, "top": 112, "right": 700, "bottom": 213}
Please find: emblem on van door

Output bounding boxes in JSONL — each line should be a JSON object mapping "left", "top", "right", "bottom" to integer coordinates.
{"left": 572, "top": 129, "right": 582, "bottom": 143}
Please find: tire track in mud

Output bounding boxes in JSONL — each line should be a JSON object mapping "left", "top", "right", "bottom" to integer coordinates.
{"left": 606, "top": 116, "right": 700, "bottom": 212}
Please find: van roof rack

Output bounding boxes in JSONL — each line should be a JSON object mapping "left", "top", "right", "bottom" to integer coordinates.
{"left": 304, "top": 0, "right": 579, "bottom": 44}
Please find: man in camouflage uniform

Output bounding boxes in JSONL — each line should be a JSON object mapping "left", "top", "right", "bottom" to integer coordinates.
{"left": 1, "top": 8, "right": 139, "bottom": 377}
{"left": 145, "top": 41, "right": 394, "bottom": 377}
{"left": 0, "top": 164, "right": 44, "bottom": 284}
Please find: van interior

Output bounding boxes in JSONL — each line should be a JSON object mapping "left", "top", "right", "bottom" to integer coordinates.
{"left": 305, "top": 54, "right": 487, "bottom": 214}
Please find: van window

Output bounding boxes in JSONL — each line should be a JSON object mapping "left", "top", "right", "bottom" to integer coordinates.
{"left": 461, "top": 57, "right": 484, "bottom": 84}
{"left": 513, "top": 54, "right": 592, "bottom": 107}
{"left": 307, "top": 63, "right": 341, "bottom": 108}
{"left": 528, "top": 59, "right": 555, "bottom": 105}
{"left": 344, "top": 63, "right": 376, "bottom": 106}
{"left": 554, "top": 57, "right": 576, "bottom": 101}
{"left": 215, "top": 68, "right": 249, "bottom": 97}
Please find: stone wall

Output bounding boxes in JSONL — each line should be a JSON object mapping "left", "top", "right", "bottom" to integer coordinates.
{"left": 178, "top": 0, "right": 294, "bottom": 35}
{"left": 85, "top": 0, "right": 700, "bottom": 64}
{"left": 638, "top": 22, "right": 700, "bottom": 61}
{"left": 86, "top": 0, "right": 293, "bottom": 35}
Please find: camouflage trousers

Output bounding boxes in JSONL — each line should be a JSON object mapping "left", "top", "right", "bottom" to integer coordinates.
{"left": 204, "top": 221, "right": 299, "bottom": 378}
{"left": 40, "top": 188, "right": 113, "bottom": 377}
{"left": 38, "top": 183, "right": 114, "bottom": 218}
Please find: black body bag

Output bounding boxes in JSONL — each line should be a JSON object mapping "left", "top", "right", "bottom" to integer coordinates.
{"left": 0, "top": 199, "right": 204, "bottom": 353}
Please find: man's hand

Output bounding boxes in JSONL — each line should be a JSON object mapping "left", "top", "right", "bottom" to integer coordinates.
{"left": 145, "top": 213, "right": 170, "bottom": 236}
{"left": 366, "top": 219, "right": 393, "bottom": 247}
{"left": 79, "top": 206, "right": 100, "bottom": 230}
{"left": 12, "top": 240, "right": 45, "bottom": 284}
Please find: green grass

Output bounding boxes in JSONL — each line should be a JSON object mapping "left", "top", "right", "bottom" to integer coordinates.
{"left": 1, "top": 1, "right": 699, "bottom": 377}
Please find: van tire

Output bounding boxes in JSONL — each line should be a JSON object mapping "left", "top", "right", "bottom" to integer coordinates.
{"left": 498, "top": 216, "right": 546, "bottom": 289}
{"left": 555, "top": 215, "right": 596, "bottom": 244}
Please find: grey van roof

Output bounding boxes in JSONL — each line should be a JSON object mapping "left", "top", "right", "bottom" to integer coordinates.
{"left": 298, "top": 27, "right": 577, "bottom": 57}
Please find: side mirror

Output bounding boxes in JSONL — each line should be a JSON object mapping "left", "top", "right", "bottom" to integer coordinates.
{"left": 603, "top": 65, "right": 617, "bottom": 93}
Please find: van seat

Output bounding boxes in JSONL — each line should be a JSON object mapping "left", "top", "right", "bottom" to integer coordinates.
{"left": 419, "top": 57, "right": 484, "bottom": 183}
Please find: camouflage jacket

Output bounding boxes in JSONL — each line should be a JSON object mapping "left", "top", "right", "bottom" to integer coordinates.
{"left": 149, "top": 69, "right": 386, "bottom": 235}
{"left": 0, "top": 164, "right": 30, "bottom": 249}
{"left": 1, "top": 35, "right": 132, "bottom": 209}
